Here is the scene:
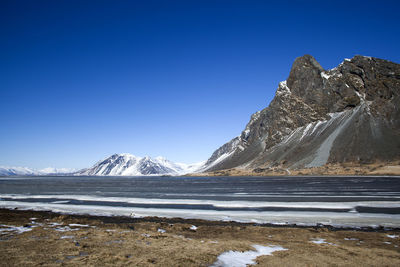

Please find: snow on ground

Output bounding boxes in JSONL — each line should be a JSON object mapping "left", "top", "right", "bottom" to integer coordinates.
{"left": 211, "top": 244, "right": 287, "bottom": 267}
{"left": 157, "top": 228, "right": 166, "bottom": 233}
{"left": 190, "top": 225, "right": 198, "bottom": 231}
{"left": 69, "top": 223, "right": 90, "bottom": 227}
{"left": 60, "top": 235, "right": 75, "bottom": 239}
{"left": 310, "top": 238, "right": 337, "bottom": 245}
{"left": 52, "top": 226, "right": 80, "bottom": 232}
{"left": 387, "top": 234, "right": 399, "bottom": 239}
{"left": 0, "top": 224, "right": 33, "bottom": 234}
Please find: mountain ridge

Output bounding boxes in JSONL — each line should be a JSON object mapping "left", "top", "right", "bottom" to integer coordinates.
{"left": 0, "top": 154, "right": 204, "bottom": 176}
{"left": 75, "top": 153, "right": 203, "bottom": 176}
{"left": 202, "top": 55, "right": 400, "bottom": 172}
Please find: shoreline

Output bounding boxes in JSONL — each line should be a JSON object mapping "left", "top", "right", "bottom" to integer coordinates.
{"left": 2, "top": 208, "right": 400, "bottom": 232}
{"left": 1, "top": 208, "right": 400, "bottom": 266}
{"left": 193, "top": 162, "right": 400, "bottom": 177}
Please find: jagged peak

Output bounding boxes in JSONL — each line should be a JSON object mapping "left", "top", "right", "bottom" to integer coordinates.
{"left": 292, "top": 54, "right": 324, "bottom": 71}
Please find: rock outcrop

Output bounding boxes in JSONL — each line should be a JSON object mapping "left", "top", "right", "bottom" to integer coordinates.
{"left": 202, "top": 55, "right": 400, "bottom": 172}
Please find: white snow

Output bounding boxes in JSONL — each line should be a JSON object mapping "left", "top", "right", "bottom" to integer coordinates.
{"left": 387, "top": 234, "right": 399, "bottom": 239}
{"left": 157, "top": 228, "right": 166, "bottom": 233}
{"left": 0, "top": 224, "right": 33, "bottom": 234}
{"left": 190, "top": 225, "right": 198, "bottom": 231}
{"left": 77, "top": 153, "right": 205, "bottom": 176}
{"left": 202, "top": 150, "right": 235, "bottom": 171}
{"left": 0, "top": 166, "right": 74, "bottom": 176}
{"left": 47, "top": 222, "right": 63, "bottom": 226}
{"left": 320, "top": 72, "right": 332, "bottom": 80}
{"left": 299, "top": 122, "right": 314, "bottom": 140}
{"left": 53, "top": 226, "right": 79, "bottom": 232}
{"left": 211, "top": 244, "right": 287, "bottom": 267}
{"left": 306, "top": 107, "right": 360, "bottom": 167}
{"left": 276, "top": 81, "right": 291, "bottom": 96}
{"left": 4, "top": 194, "right": 400, "bottom": 228}
{"left": 69, "top": 223, "right": 90, "bottom": 227}
{"left": 344, "top": 238, "right": 359, "bottom": 241}
{"left": 310, "top": 238, "right": 336, "bottom": 245}
{"left": 60, "top": 235, "right": 74, "bottom": 239}
{"left": 0, "top": 166, "right": 38, "bottom": 176}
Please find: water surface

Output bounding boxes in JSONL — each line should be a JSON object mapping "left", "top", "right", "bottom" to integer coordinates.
{"left": 1, "top": 175, "right": 400, "bottom": 227}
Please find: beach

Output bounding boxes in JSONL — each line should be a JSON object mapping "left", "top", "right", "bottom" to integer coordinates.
{"left": 1, "top": 208, "right": 400, "bottom": 266}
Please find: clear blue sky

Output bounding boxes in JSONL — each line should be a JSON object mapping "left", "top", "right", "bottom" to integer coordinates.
{"left": 1, "top": 0, "right": 399, "bottom": 169}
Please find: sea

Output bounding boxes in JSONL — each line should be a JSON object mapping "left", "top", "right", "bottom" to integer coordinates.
{"left": 1, "top": 175, "right": 400, "bottom": 228}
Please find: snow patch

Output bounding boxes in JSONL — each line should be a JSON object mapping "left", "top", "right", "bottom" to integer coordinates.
{"left": 276, "top": 81, "right": 291, "bottom": 96}
{"left": 320, "top": 72, "right": 331, "bottom": 80}
{"left": 310, "top": 238, "right": 336, "bottom": 245}
{"left": 211, "top": 245, "right": 287, "bottom": 267}
{"left": 0, "top": 224, "right": 33, "bottom": 234}
{"left": 60, "top": 235, "right": 74, "bottom": 239}
{"left": 69, "top": 223, "right": 90, "bottom": 227}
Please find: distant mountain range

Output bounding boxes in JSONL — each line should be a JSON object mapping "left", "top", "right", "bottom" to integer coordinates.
{"left": 0, "top": 154, "right": 204, "bottom": 176}
{"left": 201, "top": 55, "right": 400, "bottom": 172}
{"left": 0, "top": 166, "right": 75, "bottom": 176}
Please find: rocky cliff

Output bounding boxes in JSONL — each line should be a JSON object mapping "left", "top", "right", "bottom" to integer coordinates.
{"left": 202, "top": 55, "right": 400, "bottom": 172}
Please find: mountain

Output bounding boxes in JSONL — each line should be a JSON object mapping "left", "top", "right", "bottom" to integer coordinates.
{"left": 202, "top": 55, "right": 400, "bottom": 173}
{"left": 0, "top": 166, "right": 38, "bottom": 176}
{"left": 75, "top": 153, "right": 203, "bottom": 176}
{"left": 0, "top": 166, "right": 75, "bottom": 176}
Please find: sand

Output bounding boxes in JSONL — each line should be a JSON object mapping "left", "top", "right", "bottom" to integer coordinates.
{"left": 1, "top": 209, "right": 400, "bottom": 266}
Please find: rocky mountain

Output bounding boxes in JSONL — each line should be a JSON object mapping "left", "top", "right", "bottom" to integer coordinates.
{"left": 202, "top": 55, "right": 400, "bottom": 172}
{"left": 75, "top": 153, "right": 203, "bottom": 176}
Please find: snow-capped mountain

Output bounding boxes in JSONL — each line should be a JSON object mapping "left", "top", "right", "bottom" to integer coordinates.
{"left": 0, "top": 166, "right": 75, "bottom": 176}
{"left": 75, "top": 153, "right": 203, "bottom": 176}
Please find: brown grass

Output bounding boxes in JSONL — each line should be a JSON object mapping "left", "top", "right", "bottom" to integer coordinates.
{"left": 1, "top": 209, "right": 400, "bottom": 266}
{"left": 191, "top": 160, "right": 400, "bottom": 177}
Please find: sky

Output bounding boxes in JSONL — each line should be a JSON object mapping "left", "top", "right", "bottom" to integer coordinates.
{"left": 1, "top": 0, "right": 399, "bottom": 169}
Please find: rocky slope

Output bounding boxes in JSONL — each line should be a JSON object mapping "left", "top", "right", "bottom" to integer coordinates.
{"left": 202, "top": 55, "right": 400, "bottom": 172}
{"left": 75, "top": 153, "right": 202, "bottom": 176}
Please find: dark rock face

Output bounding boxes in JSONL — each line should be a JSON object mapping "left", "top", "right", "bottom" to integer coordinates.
{"left": 203, "top": 55, "right": 400, "bottom": 171}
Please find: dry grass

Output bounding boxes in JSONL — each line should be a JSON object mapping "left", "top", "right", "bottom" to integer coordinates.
{"left": 192, "top": 160, "right": 400, "bottom": 177}
{"left": 1, "top": 209, "right": 400, "bottom": 266}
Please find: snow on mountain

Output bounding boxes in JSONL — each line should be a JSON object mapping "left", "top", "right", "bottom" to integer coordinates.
{"left": 0, "top": 166, "right": 74, "bottom": 176}
{"left": 39, "top": 167, "right": 76, "bottom": 175}
{"left": 0, "top": 166, "right": 38, "bottom": 176}
{"left": 75, "top": 153, "right": 204, "bottom": 176}
{"left": 0, "top": 154, "right": 203, "bottom": 177}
